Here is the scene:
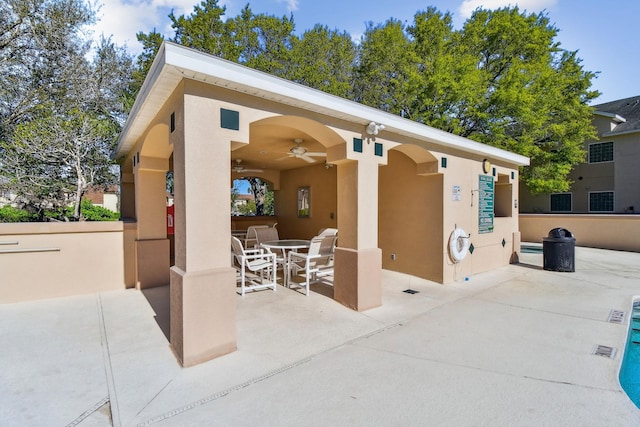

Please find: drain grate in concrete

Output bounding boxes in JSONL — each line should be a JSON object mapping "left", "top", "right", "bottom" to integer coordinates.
{"left": 403, "top": 289, "right": 419, "bottom": 294}
{"left": 592, "top": 345, "right": 617, "bottom": 359}
{"left": 608, "top": 309, "right": 626, "bottom": 324}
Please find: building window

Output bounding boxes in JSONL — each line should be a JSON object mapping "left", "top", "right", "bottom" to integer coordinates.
{"left": 588, "top": 141, "right": 613, "bottom": 163}
{"left": 589, "top": 191, "right": 614, "bottom": 212}
{"left": 550, "top": 193, "right": 572, "bottom": 212}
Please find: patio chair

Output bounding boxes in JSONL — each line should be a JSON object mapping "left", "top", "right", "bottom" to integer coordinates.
{"left": 231, "top": 236, "right": 277, "bottom": 296}
{"left": 317, "top": 228, "right": 338, "bottom": 237}
{"left": 242, "top": 225, "right": 269, "bottom": 248}
{"left": 254, "top": 227, "right": 285, "bottom": 269}
{"left": 287, "top": 235, "right": 337, "bottom": 296}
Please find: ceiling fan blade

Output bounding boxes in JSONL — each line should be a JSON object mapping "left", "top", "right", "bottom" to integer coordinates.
{"left": 234, "top": 167, "right": 264, "bottom": 172}
{"left": 305, "top": 152, "right": 326, "bottom": 157}
{"left": 299, "top": 154, "right": 316, "bottom": 163}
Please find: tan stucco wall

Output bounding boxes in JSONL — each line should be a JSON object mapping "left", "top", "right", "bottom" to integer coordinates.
{"left": 611, "top": 132, "right": 640, "bottom": 213}
{"left": 520, "top": 214, "right": 640, "bottom": 252}
{"left": 379, "top": 149, "right": 521, "bottom": 284}
{"left": 379, "top": 150, "right": 444, "bottom": 282}
{"left": 231, "top": 216, "right": 278, "bottom": 231}
{"left": 440, "top": 154, "right": 520, "bottom": 283}
{"left": 0, "top": 222, "right": 126, "bottom": 303}
{"left": 276, "top": 164, "right": 338, "bottom": 239}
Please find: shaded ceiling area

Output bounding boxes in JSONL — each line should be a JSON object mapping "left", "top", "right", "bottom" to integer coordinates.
{"left": 230, "top": 116, "right": 348, "bottom": 175}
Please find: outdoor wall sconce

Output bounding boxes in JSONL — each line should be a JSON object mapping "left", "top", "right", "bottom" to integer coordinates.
{"left": 482, "top": 159, "right": 491, "bottom": 174}
{"left": 366, "top": 121, "right": 385, "bottom": 136}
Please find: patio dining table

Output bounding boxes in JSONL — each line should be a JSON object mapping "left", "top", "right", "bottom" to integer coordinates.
{"left": 260, "top": 239, "right": 310, "bottom": 286}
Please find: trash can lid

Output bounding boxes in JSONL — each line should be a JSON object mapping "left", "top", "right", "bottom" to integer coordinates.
{"left": 547, "top": 228, "right": 573, "bottom": 238}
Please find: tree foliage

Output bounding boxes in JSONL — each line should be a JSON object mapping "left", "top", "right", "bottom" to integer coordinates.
{"left": 0, "top": 0, "right": 134, "bottom": 220}
{"left": 135, "top": 0, "right": 356, "bottom": 98}
{"left": 2, "top": 109, "right": 117, "bottom": 219}
{"left": 134, "top": 4, "right": 597, "bottom": 194}
{"left": 354, "top": 7, "right": 598, "bottom": 193}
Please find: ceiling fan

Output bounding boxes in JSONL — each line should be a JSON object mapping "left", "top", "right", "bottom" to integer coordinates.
{"left": 286, "top": 138, "right": 326, "bottom": 163}
{"left": 232, "top": 159, "right": 263, "bottom": 173}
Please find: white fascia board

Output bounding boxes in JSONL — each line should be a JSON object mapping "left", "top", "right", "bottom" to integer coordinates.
{"left": 594, "top": 110, "right": 626, "bottom": 123}
{"left": 116, "top": 42, "right": 529, "bottom": 166}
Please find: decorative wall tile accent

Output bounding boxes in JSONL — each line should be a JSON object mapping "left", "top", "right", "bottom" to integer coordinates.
{"left": 374, "top": 142, "right": 383, "bottom": 157}
{"left": 353, "top": 137, "right": 363, "bottom": 153}
{"left": 220, "top": 108, "right": 239, "bottom": 130}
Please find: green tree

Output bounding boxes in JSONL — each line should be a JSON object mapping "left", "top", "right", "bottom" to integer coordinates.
{"left": 238, "top": 199, "right": 256, "bottom": 216}
{"left": 130, "top": 29, "right": 165, "bottom": 108}
{"left": 353, "top": 19, "right": 419, "bottom": 116}
{"left": 169, "top": 0, "right": 230, "bottom": 57}
{"left": 0, "top": 0, "right": 95, "bottom": 140}
{"left": 247, "top": 177, "right": 269, "bottom": 216}
{"left": 455, "top": 7, "right": 597, "bottom": 193}
{"left": 134, "top": 4, "right": 598, "bottom": 195}
{"left": 78, "top": 199, "right": 120, "bottom": 221}
{"left": 289, "top": 24, "right": 356, "bottom": 97}
{"left": 0, "top": 206, "right": 33, "bottom": 222}
{"left": 0, "top": 0, "right": 134, "bottom": 220}
{"left": 355, "top": 7, "right": 598, "bottom": 194}
{"left": 2, "top": 109, "right": 117, "bottom": 220}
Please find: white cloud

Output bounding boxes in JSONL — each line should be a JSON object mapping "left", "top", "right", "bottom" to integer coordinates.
{"left": 92, "top": 0, "right": 217, "bottom": 53}
{"left": 458, "top": 0, "right": 557, "bottom": 19}
{"left": 275, "top": 0, "right": 299, "bottom": 12}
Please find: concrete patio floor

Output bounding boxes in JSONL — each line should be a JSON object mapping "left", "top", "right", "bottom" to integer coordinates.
{"left": 2, "top": 245, "right": 640, "bottom": 426}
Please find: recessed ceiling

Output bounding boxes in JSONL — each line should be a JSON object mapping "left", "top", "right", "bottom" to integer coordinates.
{"left": 231, "top": 124, "right": 327, "bottom": 171}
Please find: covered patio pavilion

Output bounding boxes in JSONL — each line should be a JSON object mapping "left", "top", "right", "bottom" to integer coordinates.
{"left": 114, "top": 42, "right": 529, "bottom": 367}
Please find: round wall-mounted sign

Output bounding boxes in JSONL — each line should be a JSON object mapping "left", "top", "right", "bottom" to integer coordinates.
{"left": 482, "top": 159, "right": 491, "bottom": 174}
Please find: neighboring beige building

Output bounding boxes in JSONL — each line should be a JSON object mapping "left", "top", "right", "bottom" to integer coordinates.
{"left": 114, "top": 42, "right": 528, "bottom": 366}
{"left": 521, "top": 95, "right": 640, "bottom": 214}
{"left": 231, "top": 192, "right": 254, "bottom": 215}
{"left": 84, "top": 185, "right": 119, "bottom": 212}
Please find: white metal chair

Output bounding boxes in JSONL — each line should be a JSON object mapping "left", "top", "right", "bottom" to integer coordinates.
{"left": 231, "top": 236, "right": 277, "bottom": 295}
{"left": 317, "top": 228, "right": 338, "bottom": 237}
{"left": 242, "top": 225, "right": 269, "bottom": 249}
{"left": 254, "top": 227, "right": 285, "bottom": 269}
{"left": 287, "top": 235, "right": 337, "bottom": 296}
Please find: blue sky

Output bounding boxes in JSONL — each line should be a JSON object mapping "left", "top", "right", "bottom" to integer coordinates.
{"left": 95, "top": 0, "right": 640, "bottom": 105}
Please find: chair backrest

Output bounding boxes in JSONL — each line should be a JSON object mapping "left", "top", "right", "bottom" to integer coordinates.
{"left": 244, "top": 225, "right": 269, "bottom": 247}
{"left": 231, "top": 236, "right": 246, "bottom": 257}
{"left": 255, "top": 227, "right": 279, "bottom": 245}
{"left": 308, "top": 235, "right": 337, "bottom": 266}
{"left": 246, "top": 225, "right": 269, "bottom": 239}
{"left": 318, "top": 228, "right": 338, "bottom": 237}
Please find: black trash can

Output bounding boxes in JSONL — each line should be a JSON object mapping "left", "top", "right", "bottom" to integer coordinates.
{"left": 542, "top": 228, "right": 575, "bottom": 272}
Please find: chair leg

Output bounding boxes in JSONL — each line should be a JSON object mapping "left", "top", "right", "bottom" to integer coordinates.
{"left": 305, "top": 265, "right": 311, "bottom": 296}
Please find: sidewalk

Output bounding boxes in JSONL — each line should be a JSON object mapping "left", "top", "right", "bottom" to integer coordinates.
{"left": 2, "top": 245, "right": 640, "bottom": 426}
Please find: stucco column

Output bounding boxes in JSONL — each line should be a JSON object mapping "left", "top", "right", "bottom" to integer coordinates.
{"left": 170, "top": 92, "right": 237, "bottom": 367}
{"left": 334, "top": 159, "right": 382, "bottom": 311}
{"left": 133, "top": 156, "right": 170, "bottom": 289}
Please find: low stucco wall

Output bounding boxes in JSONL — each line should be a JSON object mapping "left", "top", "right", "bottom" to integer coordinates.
{"left": 0, "top": 222, "right": 126, "bottom": 303}
{"left": 519, "top": 214, "right": 640, "bottom": 252}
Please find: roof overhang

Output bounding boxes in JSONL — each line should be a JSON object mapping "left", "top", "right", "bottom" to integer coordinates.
{"left": 115, "top": 42, "right": 529, "bottom": 166}
{"left": 594, "top": 110, "right": 626, "bottom": 123}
